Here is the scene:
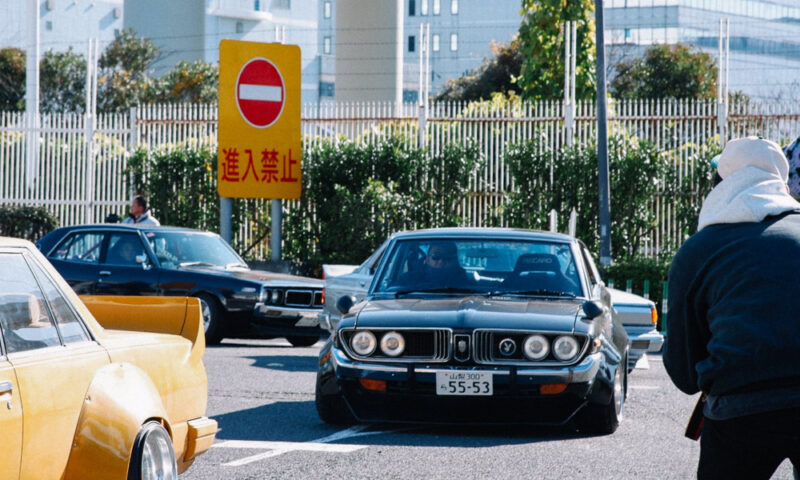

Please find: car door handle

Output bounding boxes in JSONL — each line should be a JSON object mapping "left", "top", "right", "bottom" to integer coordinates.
{"left": 359, "top": 281, "right": 366, "bottom": 287}
{"left": 0, "top": 380, "right": 12, "bottom": 395}
{"left": 99, "top": 270, "right": 112, "bottom": 276}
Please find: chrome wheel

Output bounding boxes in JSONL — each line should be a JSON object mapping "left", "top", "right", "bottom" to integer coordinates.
{"left": 199, "top": 298, "right": 212, "bottom": 333}
{"left": 128, "top": 421, "right": 177, "bottom": 480}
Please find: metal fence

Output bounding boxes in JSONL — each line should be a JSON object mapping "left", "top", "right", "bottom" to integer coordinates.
{"left": 2, "top": 98, "right": 800, "bottom": 257}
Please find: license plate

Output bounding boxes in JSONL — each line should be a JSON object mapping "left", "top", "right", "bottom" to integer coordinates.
{"left": 294, "top": 315, "right": 319, "bottom": 327}
{"left": 435, "top": 372, "right": 493, "bottom": 396}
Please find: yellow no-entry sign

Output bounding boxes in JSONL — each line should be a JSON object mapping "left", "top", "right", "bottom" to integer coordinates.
{"left": 217, "top": 40, "right": 301, "bottom": 199}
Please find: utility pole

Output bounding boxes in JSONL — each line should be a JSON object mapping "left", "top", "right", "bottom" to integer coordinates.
{"left": 717, "top": 18, "right": 730, "bottom": 145}
{"left": 563, "top": 21, "right": 576, "bottom": 146}
{"left": 594, "top": 0, "right": 612, "bottom": 268}
{"left": 25, "top": 0, "right": 40, "bottom": 190}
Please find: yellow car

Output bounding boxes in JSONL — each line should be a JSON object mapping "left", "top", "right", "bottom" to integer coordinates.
{"left": 0, "top": 237, "right": 216, "bottom": 479}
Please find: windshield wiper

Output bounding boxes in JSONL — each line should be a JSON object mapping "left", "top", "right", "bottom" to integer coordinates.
{"left": 392, "top": 287, "right": 486, "bottom": 297}
{"left": 489, "top": 289, "right": 577, "bottom": 298}
{"left": 225, "top": 262, "right": 249, "bottom": 269}
{"left": 179, "top": 261, "right": 217, "bottom": 268}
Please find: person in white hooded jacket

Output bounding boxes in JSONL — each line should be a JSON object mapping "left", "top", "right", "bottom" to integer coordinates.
{"left": 664, "top": 136, "right": 800, "bottom": 480}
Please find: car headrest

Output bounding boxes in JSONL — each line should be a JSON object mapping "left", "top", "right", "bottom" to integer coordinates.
{"left": 513, "top": 253, "right": 560, "bottom": 274}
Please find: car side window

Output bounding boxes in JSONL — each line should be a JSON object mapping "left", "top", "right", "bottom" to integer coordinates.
{"left": 0, "top": 253, "right": 62, "bottom": 353}
{"left": 104, "top": 233, "right": 146, "bottom": 266}
{"left": 27, "top": 257, "right": 90, "bottom": 344}
{"left": 50, "top": 232, "right": 104, "bottom": 264}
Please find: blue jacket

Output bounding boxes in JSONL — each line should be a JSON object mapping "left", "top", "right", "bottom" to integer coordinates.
{"left": 664, "top": 211, "right": 800, "bottom": 418}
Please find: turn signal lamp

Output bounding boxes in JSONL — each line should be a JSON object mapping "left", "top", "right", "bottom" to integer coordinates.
{"left": 359, "top": 378, "right": 387, "bottom": 392}
{"left": 321, "top": 289, "right": 325, "bottom": 305}
{"left": 651, "top": 307, "right": 658, "bottom": 325}
{"left": 540, "top": 383, "right": 568, "bottom": 395}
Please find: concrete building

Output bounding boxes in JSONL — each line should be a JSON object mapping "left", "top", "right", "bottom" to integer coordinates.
{"left": 605, "top": 0, "right": 800, "bottom": 100}
{"left": 124, "top": 0, "right": 322, "bottom": 103}
{"left": 329, "top": 0, "right": 522, "bottom": 103}
{"left": 0, "top": 0, "right": 123, "bottom": 54}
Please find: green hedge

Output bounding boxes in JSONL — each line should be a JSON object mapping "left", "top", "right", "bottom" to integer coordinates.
{"left": 605, "top": 257, "right": 671, "bottom": 330}
{"left": 0, "top": 205, "right": 59, "bottom": 242}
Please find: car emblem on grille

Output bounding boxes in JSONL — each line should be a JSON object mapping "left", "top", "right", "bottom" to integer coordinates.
{"left": 499, "top": 338, "right": 516, "bottom": 356}
{"left": 457, "top": 339, "right": 468, "bottom": 353}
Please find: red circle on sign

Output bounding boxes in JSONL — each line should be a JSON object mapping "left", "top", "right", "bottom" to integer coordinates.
{"left": 235, "top": 57, "right": 285, "bottom": 128}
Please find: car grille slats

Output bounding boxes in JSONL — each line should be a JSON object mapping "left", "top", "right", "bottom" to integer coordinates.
{"left": 342, "top": 329, "right": 451, "bottom": 363}
{"left": 283, "top": 289, "right": 323, "bottom": 308}
{"left": 474, "top": 331, "right": 492, "bottom": 363}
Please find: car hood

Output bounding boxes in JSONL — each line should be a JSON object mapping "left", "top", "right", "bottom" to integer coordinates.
{"left": 352, "top": 296, "right": 586, "bottom": 333}
{"left": 177, "top": 266, "right": 322, "bottom": 287}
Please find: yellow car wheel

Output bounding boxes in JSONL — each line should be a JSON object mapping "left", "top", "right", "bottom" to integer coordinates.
{"left": 128, "top": 421, "right": 178, "bottom": 480}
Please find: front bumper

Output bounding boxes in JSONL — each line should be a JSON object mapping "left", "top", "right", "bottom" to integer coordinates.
{"left": 323, "top": 346, "right": 606, "bottom": 424}
{"left": 626, "top": 326, "right": 664, "bottom": 353}
{"left": 251, "top": 303, "right": 324, "bottom": 337}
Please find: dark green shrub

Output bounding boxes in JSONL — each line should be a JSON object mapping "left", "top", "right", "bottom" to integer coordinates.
{"left": 0, "top": 205, "right": 59, "bottom": 241}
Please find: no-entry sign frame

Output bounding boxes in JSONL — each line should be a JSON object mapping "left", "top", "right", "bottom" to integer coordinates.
{"left": 218, "top": 40, "right": 301, "bottom": 199}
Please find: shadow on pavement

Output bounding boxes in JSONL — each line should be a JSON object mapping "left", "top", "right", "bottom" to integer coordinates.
{"left": 244, "top": 355, "right": 319, "bottom": 372}
{"left": 212, "top": 400, "right": 588, "bottom": 447}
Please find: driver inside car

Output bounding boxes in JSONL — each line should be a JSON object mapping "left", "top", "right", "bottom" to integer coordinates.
{"left": 420, "top": 241, "right": 475, "bottom": 285}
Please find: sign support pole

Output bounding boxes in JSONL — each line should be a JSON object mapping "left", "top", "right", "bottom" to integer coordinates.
{"left": 271, "top": 199, "right": 282, "bottom": 260}
{"left": 221, "top": 197, "right": 233, "bottom": 244}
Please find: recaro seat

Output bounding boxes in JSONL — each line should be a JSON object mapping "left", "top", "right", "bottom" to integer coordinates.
{"left": 502, "top": 253, "right": 578, "bottom": 294}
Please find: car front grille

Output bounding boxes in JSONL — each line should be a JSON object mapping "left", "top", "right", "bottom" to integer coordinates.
{"left": 473, "top": 329, "right": 588, "bottom": 366}
{"left": 284, "top": 289, "right": 323, "bottom": 308}
{"left": 341, "top": 328, "right": 451, "bottom": 363}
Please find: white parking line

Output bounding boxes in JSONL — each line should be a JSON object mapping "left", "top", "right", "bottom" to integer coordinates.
{"left": 216, "top": 425, "right": 409, "bottom": 466}
{"left": 629, "top": 385, "right": 660, "bottom": 390}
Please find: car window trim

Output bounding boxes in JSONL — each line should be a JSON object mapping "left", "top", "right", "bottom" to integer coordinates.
{"left": 48, "top": 229, "right": 107, "bottom": 265}
{"left": 23, "top": 251, "right": 96, "bottom": 344}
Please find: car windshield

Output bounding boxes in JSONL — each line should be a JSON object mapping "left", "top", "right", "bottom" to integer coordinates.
{"left": 143, "top": 230, "right": 248, "bottom": 269}
{"left": 373, "top": 238, "right": 583, "bottom": 297}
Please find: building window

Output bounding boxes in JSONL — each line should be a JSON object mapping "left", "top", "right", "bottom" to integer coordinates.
{"left": 421, "top": 0, "right": 428, "bottom": 15}
{"left": 324, "top": 1, "right": 331, "bottom": 18}
{"left": 450, "top": 33, "right": 458, "bottom": 51}
{"left": 408, "top": 35, "right": 416, "bottom": 53}
{"left": 45, "top": 21, "right": 53, "bottom": 31}
{"left": 271, "top": 0, "right": 290, "bottom": 9}
{"left": 409, "top": 0, "right": 415, "bottom": 16}
{"left": 433, "top": 0, "right": 440, "bottom": 15}
{"left": 236, "top": 21, "right": 244, "bottom": 33}
{"left": 254, "top": 0, "right": 260, "bottom": 10}
{"left": 320, "top": 82, "right": 334, "bottom": 97}
{"left": 432, "top": 34, "right": 440, "bottom": 51}
{"left": 451, "top": 0, "right": 458, "bottom": 14}
{"left": 323, "top": 36, "right": 332, "bottom": 54}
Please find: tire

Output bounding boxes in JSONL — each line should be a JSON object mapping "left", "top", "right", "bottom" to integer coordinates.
{"left": 315, "top": 374, "right": 356, "bottom": 425}
{"left": 287, "top": 336, "right": 320, "bottom": 347}
{"left": 576, "top": 356, "right": 626, "bottom": 435}
{"left": 197, "top": 293, "right": 225, "bottom": 345}
{"left": 127, "top": 421, "right": 178, "bottom": 480}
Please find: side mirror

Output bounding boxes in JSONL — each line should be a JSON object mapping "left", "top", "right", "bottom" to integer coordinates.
{"left": 582, "top": 300, "right": 604, "bottom": 320}
{"left": 336, "top": 295, "right": 357, "bottom": 315}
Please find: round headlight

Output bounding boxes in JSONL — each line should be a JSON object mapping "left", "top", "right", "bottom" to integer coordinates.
{"left": 552, "top": 335, "right": 580, "bottom": 361}
{"left": 270, "top": 289, "right": 281, "bottom": 304}
{"left": 350, "top": 331, "right": 377, "bottom": 356}
{"left": 380, "top": 331, "right": 405, "bottom": 357}
{"left": 523, "top": 334, "right": 550, "bottom": 361}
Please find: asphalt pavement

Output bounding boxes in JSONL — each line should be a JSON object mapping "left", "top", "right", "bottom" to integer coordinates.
{"left": 182, "top": 339, "right": 796, "bottom": 480}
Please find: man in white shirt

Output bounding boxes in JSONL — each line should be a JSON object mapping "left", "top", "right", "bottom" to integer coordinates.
{"left": 122, "top": 195, "right": 160, "bottom": 226}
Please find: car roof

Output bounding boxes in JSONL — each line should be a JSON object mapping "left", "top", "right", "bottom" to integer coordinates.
{"left": 389, "top": 227, "right": 575, "bottom": 243}
{"left": 49, "top": 224, "right": 202, "bottom": 233}
{"left": 0, "top": 236, "right": 35, "bottom": 248}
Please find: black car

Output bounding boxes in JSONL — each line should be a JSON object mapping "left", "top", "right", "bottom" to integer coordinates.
{"left": 36, "top": 224, "right": 324, "bottom": 345}
{"left": 316, "top": 228, "right": 629, "bottom": 433}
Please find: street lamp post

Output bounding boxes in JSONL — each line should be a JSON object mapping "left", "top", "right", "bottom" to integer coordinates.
{"left": 594, "top": 0, "right": 612, "bottom": 268}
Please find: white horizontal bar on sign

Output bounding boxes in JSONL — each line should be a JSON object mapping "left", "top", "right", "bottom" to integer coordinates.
{"left": 239, "top": 84, "right": 282, "bottom": 102}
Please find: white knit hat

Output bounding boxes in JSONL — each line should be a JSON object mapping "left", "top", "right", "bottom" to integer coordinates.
{"left": 717, "top": 136, "right": 789, "bottom": 181}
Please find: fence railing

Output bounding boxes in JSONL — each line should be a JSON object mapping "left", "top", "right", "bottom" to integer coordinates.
{"left": 3, "top": 98, "right": 800, "bottom": 258}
